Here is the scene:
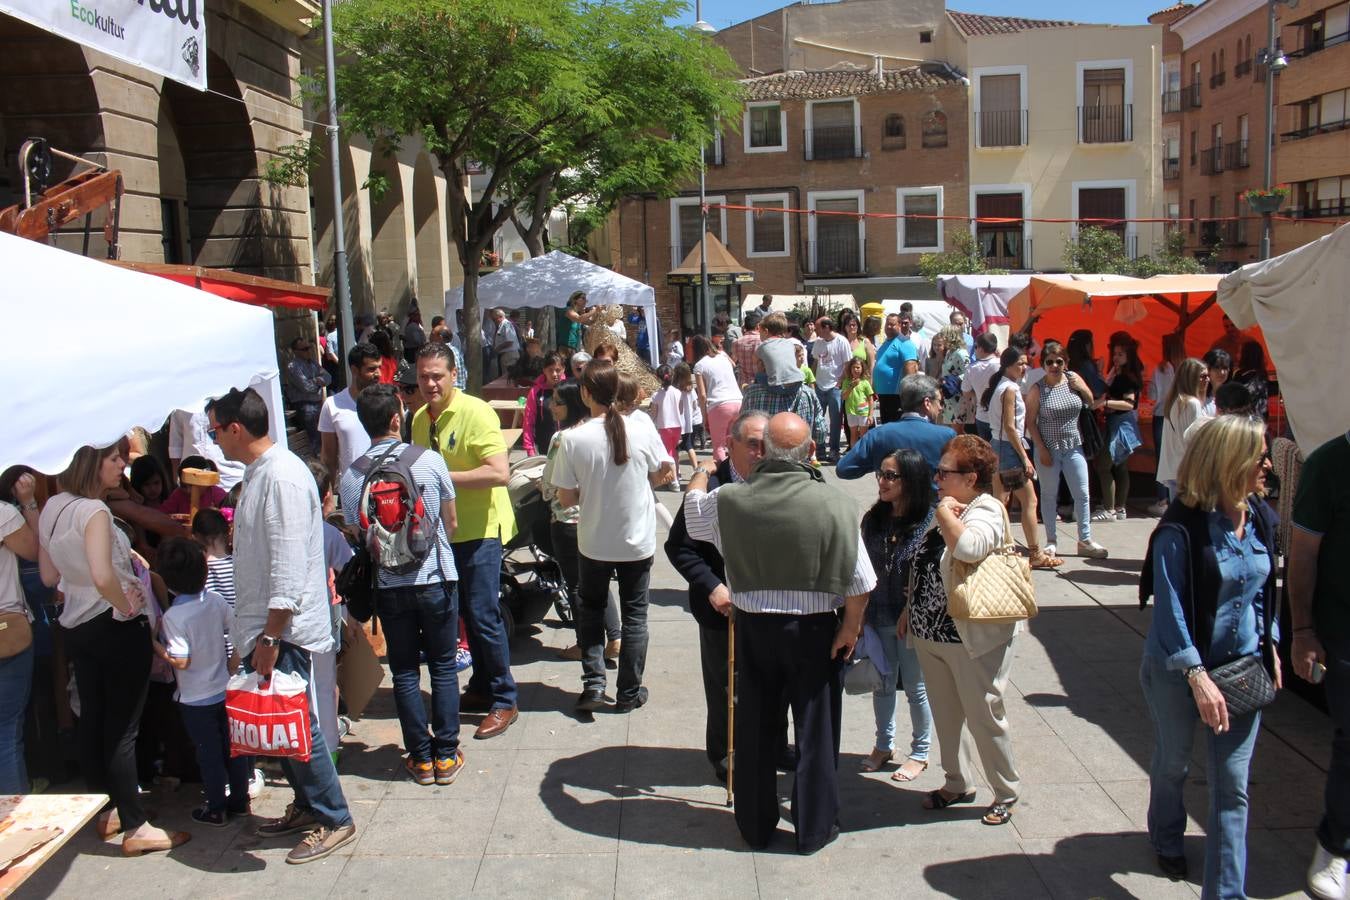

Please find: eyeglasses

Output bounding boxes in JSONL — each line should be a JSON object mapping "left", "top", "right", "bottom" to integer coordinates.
{"left": 207, "top": 428, "right": 218, "bottom": 442}
{"left": 935, "top": 467, "right": 972, "bottom": 480}
{"left": 876, "top": 469, "right": 902, "bottom": 482}
{"left": 1044, "top": 358, "right": 1066, "bottom": 368}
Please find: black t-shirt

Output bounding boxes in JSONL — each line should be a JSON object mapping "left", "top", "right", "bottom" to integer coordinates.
{"left": 1104, "top": 371, "right": 1141, "bottom": 421}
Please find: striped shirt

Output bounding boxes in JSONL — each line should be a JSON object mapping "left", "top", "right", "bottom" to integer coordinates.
{"left": 1033, "top": 378, "right": 1084, "bottom": 452}
{"left": 684, "top": 485, "right": 877, "bottom": 614}
{"left": 205, "top": 555, "right": 236, "bottom": 609}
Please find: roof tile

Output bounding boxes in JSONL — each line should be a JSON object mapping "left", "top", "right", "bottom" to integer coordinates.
{"left": 947, "top": 10, "right": 1079, "bottom": 36}
{"left": 741, "top": 65, "right": 963, "bottom": 102}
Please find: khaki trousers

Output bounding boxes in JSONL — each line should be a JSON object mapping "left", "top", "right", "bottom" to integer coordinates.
{"left": 913, "top": 636, "right": 1020, "bottom": 805}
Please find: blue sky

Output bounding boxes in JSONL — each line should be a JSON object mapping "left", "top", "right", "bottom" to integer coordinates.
{"left": 672, "top": 0, "right": 1172, "bottom": 31}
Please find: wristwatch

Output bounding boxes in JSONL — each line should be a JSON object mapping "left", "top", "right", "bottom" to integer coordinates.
{"left": 20, "top": 501, "right": 37, "bottom": 512}
{"left": 258, "top": 634, "right": 282, "bottom": 649}
{"left": 1183, "top": 664, "right": 1206, "bottom": 681}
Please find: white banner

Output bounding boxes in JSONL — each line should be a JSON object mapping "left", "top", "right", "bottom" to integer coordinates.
{"left": 0, "top": 0, "right": 206, "bottom": 90}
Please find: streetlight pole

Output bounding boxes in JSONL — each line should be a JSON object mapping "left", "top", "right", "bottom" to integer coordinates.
{"left": 323, "top": 0, "right": 354, "bottom": 368}
{"left": 1260, "top": 0, "right": 1294, "bottom": 260}
{"left": 694, "top": 1, "right": 715, "bottom": 336}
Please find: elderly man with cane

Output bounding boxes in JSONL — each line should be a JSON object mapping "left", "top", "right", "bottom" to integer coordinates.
{"left": 684, "top": 412, "right": 876, "bottom": 854}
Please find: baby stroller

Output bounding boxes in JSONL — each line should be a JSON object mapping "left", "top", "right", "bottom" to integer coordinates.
{"left": 500, "top": 456, "right": 572, "bottom": 638}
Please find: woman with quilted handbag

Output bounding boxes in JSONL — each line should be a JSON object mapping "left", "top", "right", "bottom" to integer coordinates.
{"left": 1138, "top": 415, "right": 1277, "bottom": 897}
{"left": 901, "top": 434, "right": 1023, "bottom": 827}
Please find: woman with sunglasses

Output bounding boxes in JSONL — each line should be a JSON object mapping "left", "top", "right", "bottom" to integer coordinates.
{"left": 1139, "top": 415, "right": 1277, "bottom": 895}
{"left": 1025, "top": 340, "right": 1108, "bottom": 560}
{"left": 901, "top": 435, "right": 1022, "bottom": 826}
{"left": 858, "top": 449, "right": 934, "bottom": 781}
{"left": 981, "top": 348, "right": 1057, "bottom": 569}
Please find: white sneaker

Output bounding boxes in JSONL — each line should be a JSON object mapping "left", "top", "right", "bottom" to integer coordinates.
{"left": 1078, "top": 540, "right": 1109, "bottom": 559}
{"left": 1115, "top": 507, "right": 1127, "bottom": 521}
{"left": 1308, "top": 844, "right": 1348, "bottom": 900}
{"left": 1091, "top": 507, "right": 1114, "bottom": 522}
{"left": 248, "top": 768, "right": 265, "bottom": 800}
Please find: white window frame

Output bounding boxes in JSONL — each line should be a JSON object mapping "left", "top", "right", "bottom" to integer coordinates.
{"left": 743, "top": 101, "right": 787, "bottom": 154}
{"left": 670, "top": 195, "right": 727, "bottom": 262}
{"left": 1075, "top": 59, "right": 1135, "bottom": 144}
{"left": 806, "top": 189, "right": 865, "bottom": 273}
{"left": 971, "top": 65, "right": 1028, "bottom": 149}
{"left": 1070, "top": 179, "right": 1138, "bottom": 256}
{"left": 968, "top": 182, "right": 1033, "bottom": 266}
{"left": 744, "top": 192, "right": 791, "bottom": 258}
{"left": 805, "top": 97, "right": 862, "bottom": 160}
{"left": 896, "top": 186, "right": 944, "bottom": 254}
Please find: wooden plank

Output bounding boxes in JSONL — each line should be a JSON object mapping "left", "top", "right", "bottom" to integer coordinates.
{"left": 0, "top": 793, "right": 107, "bottom": 897}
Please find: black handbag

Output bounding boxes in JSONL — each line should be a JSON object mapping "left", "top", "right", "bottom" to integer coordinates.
{"left": 1209, "top": 654, "right": 1276, "bottom": 718}
{"left": 335, "top": 545, "right": 376, "bottom": 623}
{"left": 1078, "top": 406, "right": 1105, "bottom": 458}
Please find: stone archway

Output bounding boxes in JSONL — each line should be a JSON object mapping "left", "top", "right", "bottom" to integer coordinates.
{"left": 310, "top": 128, "right": 370, "bottom": 315}
{"left": 367, "top": 152, "right": 410, "bottom": 319}
{"left": 161, "top": 51, "right": 262, "bottom": 271}
{"left": 412, "top": 153, "right": 445, "bottom": 315}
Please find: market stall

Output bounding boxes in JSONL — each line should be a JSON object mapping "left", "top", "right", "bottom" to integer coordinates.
{"left": 937, "top": 274, "right": 1031, "bottom": 337}
{"left": 0, "top": 232, "right": 286, "bottom": 474}
{"left": 446, "top": 250, "right": 661, "bottom": 366}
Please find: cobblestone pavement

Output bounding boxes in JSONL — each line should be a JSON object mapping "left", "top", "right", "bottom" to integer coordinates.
{"left": 20, "top": 466, "right": 1329, "bottom": 898}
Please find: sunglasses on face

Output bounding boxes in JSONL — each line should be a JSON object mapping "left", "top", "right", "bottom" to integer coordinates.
{"left": 1044, "top": 358, "right": 1066, "bottom": 367}
{"left": 935, "top": 467, "right": 971, "bottom": 480}
{"left": 876, "top": 469, "right": 902, "bottom": 483}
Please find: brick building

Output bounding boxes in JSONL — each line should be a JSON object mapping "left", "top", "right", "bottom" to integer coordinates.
{"left": 613, "top": 65, "right": 968, "bottom": 341}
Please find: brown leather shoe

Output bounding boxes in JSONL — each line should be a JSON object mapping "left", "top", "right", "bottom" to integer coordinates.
{"left": 474, "top": 706, "right": 519, "bottom": 739}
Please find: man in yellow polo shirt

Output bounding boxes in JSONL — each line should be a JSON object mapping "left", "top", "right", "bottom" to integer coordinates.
{"left": 412, "top": 344, "right": 519, "bottom": 739}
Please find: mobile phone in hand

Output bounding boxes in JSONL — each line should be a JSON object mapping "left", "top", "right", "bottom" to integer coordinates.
{"left": 1312, "top": 661, "right": 1327, "bottom": 684}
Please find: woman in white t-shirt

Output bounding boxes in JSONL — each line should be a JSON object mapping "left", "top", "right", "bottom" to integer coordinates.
{"left": 0, "top": 470, "right": 41, "bottom": 794}
{"left": 549, "top": 360, "right": 674, "bottom": 714}
{"left": 38, "top": 444, "right": 189, "bottom": 855}
{"left": 982, "top": 348, "right": 1056, "bottom": 569}
{"left": 691, "top": 334, "right": 743, "bottom": 463}
{"left": 1157, "top": 358, "right": 1209, "bottom": 501}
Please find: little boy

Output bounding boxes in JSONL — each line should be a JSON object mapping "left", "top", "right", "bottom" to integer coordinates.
{"left": 156, "top": 537, "right": 251, "bottom": 826}
{"left": 754, "top": 312, "right": 805, "bottom": 395}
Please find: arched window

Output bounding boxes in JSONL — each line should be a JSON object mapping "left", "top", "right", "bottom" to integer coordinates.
{"left": 883, "top": 113, "right": 906, "bottom": 148}
{"left": 922, "top": 110, "right": 948, "bottom": 148}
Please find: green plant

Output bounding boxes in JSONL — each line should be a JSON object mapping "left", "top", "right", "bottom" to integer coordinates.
{"left": 917, "top": 229, "right": 1003, "bottom": 281}
{"left": 262, "top": 140, "right": 323, "bottom": 188}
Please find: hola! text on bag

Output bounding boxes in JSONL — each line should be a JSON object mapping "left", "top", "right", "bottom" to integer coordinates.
{"left": 226, "top": 670, "right": 312, "bottom": 761}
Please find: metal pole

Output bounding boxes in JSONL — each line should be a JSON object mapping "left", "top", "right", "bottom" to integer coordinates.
{"left": 699, "top": 158, "right": 712, "bottom": 337}
{"left": 1260, "top": 0, "right": 1277, "bottom": 260}
{"left": 324, "top": 0, "right": 355, "bottom": 365}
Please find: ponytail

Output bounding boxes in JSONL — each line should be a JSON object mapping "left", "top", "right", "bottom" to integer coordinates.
{"left": 580, "top": 359, "right": 629, "bottom": 466}
{"left": 657, "top": 365, "right": 674, "bottom": 387}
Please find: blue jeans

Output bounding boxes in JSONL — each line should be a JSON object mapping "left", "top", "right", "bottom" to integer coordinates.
{"left": 815, "top": 386, "right": 843, "bottom": 458}
{"left": 451, "top": 538, "right": 517, "bottom": 709}
{"left": 294, "top": 401, "right": 321, "bottom": 450}
{"left": 179, "top": 701, "right": 251, "bottom": 814}
{"left": 245, "top": 642, "right": 352, "bottom": 828}
{"left": 1035, "top": 445, "right": 1092, "bottom": 546}
{"left": 871, "top": 628, "right": 931, "bottom": 761}
{"left": 1140, "top": 652, "right": 1259, "bottom": 900}
{"left": 0, "top": 646, "right": 33, "bottom": 794}
{"left": 377, "top": 581, "right": 460, "bottom": 761}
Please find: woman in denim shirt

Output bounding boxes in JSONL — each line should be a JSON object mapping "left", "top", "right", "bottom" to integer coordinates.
{"left": 1139, "top": 415, "right": 1278, "bottom": 898}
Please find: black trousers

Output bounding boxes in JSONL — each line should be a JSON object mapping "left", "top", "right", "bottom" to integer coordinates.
{"left": 698, "top": 622, "right": 791, "bottom": 780}
{"left": 63, "top": 612, "right": 152, "bottom": 831}
{"left": 733, "top": 611, "right": 842, "bottom": 853}
{"left": 878, "top": 394, "right": 902, "bottom": 425}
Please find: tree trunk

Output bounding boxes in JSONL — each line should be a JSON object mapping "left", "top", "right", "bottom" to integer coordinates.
{"left": 518, "top": 173, "right": 555, "bottom": 258}
{"left": 439, "top": 156, "right": 485, "bottom": 393}
{"left": 461, "top": 260, "right": 484, "bottom": 393}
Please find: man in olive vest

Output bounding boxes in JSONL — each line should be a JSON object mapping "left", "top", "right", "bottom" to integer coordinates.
{"left": 684, "top": 412, "right": 876, "bottom": 855}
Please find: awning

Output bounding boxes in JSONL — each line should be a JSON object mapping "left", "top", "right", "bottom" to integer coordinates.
{"left": 109, "top": 261, "right": 330, "bottom": 311}
{"left": 668, "top": 233, "right": 754, "bottom": 285}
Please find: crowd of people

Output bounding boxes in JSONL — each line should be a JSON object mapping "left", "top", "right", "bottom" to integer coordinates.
{"left": 6, "top": 290, "right": 1350, "bottom": 900}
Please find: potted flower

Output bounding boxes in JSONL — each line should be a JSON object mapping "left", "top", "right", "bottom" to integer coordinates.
{"left": 1246, "top": 186, "right": 1289, "bottom": 215}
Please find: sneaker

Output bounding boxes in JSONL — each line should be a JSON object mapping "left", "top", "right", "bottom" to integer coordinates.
{"left": 191, "top": 805, "right": 228, "bottom": 828}
{"left": 405, "top": 757, "right": 435, "bottom": 786}
{"left": 248, "top": 768, "right": 265, "bottom": 800}
{"left": 614, "top": 687, "right": 649, "bottom": 713}
{"left": 1307, "top": 843, "right": 1348, "bottom": 900}
{"left": 454, "top": 648, "right": 473, "bottom": 673}
{"left": 285, "top": 823, "right": 357, "bottom": 865}
{"left": 1090, "top": 507, "right": 1114, "bottom": 522}
{"left": 434, "top": 750, "right": 465, "bottom": 786}
{"left": 1148, "top": 499, "right": 1170, "bottom": 516}
{"left": 1077, "top": 540, "right": 1109, "bottom": 559}
{"left": 337, "top": 715, "right": 352, "bottom": 741}
{"left": 256, "top": 803, "right": 319, "bottom": 838}
{"left": 1115, "top": 507, "right": 1127, "bottom": 521}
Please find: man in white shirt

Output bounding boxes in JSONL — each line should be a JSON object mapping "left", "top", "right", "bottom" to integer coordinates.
{"left": 810, "top": 316, "right": 852, "bottom": 461}
{"left": 206, "top": 387, "right": 355, "bottom": 864}
{"left": 489, "top": 309, "right": 520, "bottom": 379}
{"left": 169, "top": 410, "right": 245, "bottom": 491}
{"left": 961, "top": 331, "right": 1001, "bottom": 440}
{"left": 319, "top": 342, "right": 383, "bottom": 485}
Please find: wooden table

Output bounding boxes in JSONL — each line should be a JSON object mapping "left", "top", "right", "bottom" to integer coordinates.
{"left": 489, "top": 399, "right": 525, "bottom": 429}
{"left": 501, "top": 428, "right": 523, "bottom": 449}
{"left": 0, "top": 793, "right": 107, "bottom": 896}
{"left": 480, "top": 376, "right": 528, "bottom": 403}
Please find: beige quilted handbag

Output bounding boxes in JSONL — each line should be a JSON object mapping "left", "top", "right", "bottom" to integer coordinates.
{"left": 947, "top": 503, "right": 1037, "bottom": 623}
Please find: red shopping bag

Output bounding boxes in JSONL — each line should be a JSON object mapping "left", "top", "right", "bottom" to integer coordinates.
{"left": 225, "top": 670, "right": 312, "bottom": 761}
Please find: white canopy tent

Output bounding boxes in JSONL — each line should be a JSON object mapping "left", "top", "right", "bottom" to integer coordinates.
{"left": 1219, "top": 222, "right": 1350, "bottom": 455}
{"left": 1, "top": 232, "right": 285, "bottom": 475}
{"left": 446, "top": 251, "right": 661, "bottom": 365}
{"left": 937, "top": 274, "right": 1031, "bottom": 337}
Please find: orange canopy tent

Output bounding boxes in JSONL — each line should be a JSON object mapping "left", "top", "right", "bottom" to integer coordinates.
{"left": 108, "top": 261, "right": 329, "bottom": 312}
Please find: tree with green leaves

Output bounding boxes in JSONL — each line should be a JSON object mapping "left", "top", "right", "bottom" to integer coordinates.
{"left": 329, "top": 0, "right": 741, "bottom": 389}
{"left": 918, "top": 229, "right": 1004, "bottom": 281}
{"left": 1063, "top": 226, "right": 1207, "bottom": 277}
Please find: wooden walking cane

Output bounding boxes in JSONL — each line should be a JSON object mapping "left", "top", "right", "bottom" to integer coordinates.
{"left": 726, "top": 608, "right": 735, "bottom": 808}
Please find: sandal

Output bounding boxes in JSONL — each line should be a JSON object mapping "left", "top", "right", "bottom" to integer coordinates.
{"left": 860, "top": 748, "right": 894, "bottom": 772}
{"left": 1029, "top": 548, "right": 1064, "bottom": 569}
{"left": 982, "top": 802, "right": 1014, "bottom": 825}
{"left": 890, "top": 758, "right": 928, "bottom": 782}
{"left": 922, "top": 789, "right": 976, "bottom": 810}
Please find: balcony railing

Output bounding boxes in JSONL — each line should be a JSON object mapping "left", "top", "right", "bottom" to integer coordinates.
{"left": 1199, "top": 146, "right": 1225, "bottom": 175}
{"left": 1079, "top": 104, "right": 1133, "bottom": 143}
{"left": 1234, "top": 58, "right": 1253, "bottom": 76}
{"left": 1225, "top": 139, "right": 1250, "bottom": 169}
{"left": 1185, "top": 82, "right": 1203, "bottom": 109}
{"left": 804, "top": 126, "right": 860, "bottom": 161}
{"left": 807, "top": 237, "right": 866, "bottom": 275}
{"left": 1288, "top": 201, "right": 1350, "bottom": 218}
{"left": 703, "top": 142, "right": 723, "bottom": 167}
{"left": 1209, "top": 71, "right": 1227, "bottom": 89}
{"left": 1281, "top": 116, "right": 1350, "bottom": 141}
{"left": 1200, "top": 220, "right": 1221, "bottom": 246}
{"left": 977, "top": 109, "right": 1028, "bottom": 148}
{"left": 1163, "top": 157, "right": 1181, "bottom": 180}
{"left": 1162, "top": 90, "right": 1182, "bottom": 114}
{"left": 1288, "top": 28, "right": 1350, "bottom": 59}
